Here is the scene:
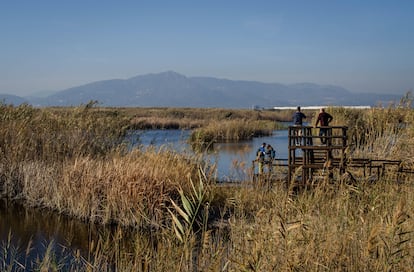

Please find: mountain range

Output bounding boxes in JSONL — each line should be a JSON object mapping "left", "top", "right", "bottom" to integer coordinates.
{"left": 0, "top": 71, "right": 402, "bottom": 108}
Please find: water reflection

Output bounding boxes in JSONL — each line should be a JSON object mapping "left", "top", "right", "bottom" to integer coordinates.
{"left": 126, "top": 129, "right": 191, "bottom": 152}
{"left": 0, "top": 200, "right": 98, "bottom": 265}
{"left": 0, "top": 200, "right": 138, "bottom": 269}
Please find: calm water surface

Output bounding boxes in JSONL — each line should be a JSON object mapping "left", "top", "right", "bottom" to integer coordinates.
{"left": 127, "top": 128, "right": 289, "bottom": 181}
{"left": 0, "top": 200, "right": 104, "bottom": 267}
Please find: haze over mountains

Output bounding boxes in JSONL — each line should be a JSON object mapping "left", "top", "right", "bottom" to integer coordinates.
{"left": 0, "top": 71, "right": 402, "bottom": 108}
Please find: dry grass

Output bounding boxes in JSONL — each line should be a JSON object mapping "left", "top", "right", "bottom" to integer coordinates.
{"left": 18, "top": 148, "right": 211, "bottom": 228}
{"left": 127, "top": 107, "right": 291, "bottom": 129}
{"left": 223, "top": 179, "right": 414, "bottom": 271}
{"left": 126, "top": 107, "right": 290, "bottom": 121}
{"left": 130, "top": 116, "right": 205, "bottom": 129}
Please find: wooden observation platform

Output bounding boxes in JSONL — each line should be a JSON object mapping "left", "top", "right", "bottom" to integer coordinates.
{"left": 288, "top": 126, "right": 348, "bottom": 184}
{"left": 251, "top": 126, "right": 412, "bottom": 186}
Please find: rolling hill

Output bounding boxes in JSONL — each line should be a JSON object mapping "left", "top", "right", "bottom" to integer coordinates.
{"left": 2, "top": 71, "right": 402, "bottom": 108}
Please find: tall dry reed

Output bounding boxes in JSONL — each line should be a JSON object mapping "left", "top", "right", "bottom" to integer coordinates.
{"left": 13, "top": 148, "right": 214, "bottom": 228}
{"left": 220, "top": 178, "right": 414, "bottom": 271}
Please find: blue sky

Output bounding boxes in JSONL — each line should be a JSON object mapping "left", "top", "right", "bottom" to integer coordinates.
{"left": 1, "top": 1, "right": 413, "bottom": 96}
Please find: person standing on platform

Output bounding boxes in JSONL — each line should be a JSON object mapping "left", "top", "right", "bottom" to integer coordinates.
{"left": 292, "top": 106, "right": 306, "bottom": 145}
{"left": 315, "top": 108, "right": 333, "bottom": 144}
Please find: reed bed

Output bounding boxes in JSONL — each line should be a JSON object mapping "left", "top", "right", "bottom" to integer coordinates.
{"left": 0, "top": 104, "right": 126, "bottom": 201}
{"left": 128, "top": 107, "right": 290, "bottom": 129}
{"left": 0, "top": 103, "right": 129, "bottom": 163}
{"left": 223, "top": 180, "right": 414, "bottom": 271}
{"left": 130, "top": 116, "right": 205, "bottom": 129}
{"left": 125, "top": 107, "right": 290, "bottom": 122}
{"left": 18, "top": 148, "right": 213, "bottom": 227}
{"left": 189, "top": 119, "right": 283, "bottom": 148}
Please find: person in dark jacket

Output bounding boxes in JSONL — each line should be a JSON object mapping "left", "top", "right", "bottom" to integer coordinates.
{"left": 292, "top": 106, "right": 306, "bottom": 145}
{"left": 293, "top": 106, "right": 306, "bottom": 125}
{"left": 315, "top": 108, "right": 333, "bottom": 144}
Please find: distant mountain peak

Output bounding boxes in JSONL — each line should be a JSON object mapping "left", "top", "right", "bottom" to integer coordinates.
{"left": 160, "top": 70, "right": 186, "bottom": 77}
{"left": 129, "top": 71, "right": 187, "bottom": 81}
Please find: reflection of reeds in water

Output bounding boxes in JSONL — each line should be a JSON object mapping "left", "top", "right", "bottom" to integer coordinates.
{"left": 230, "top": 159, "right": 248, "bottom": 180}
{"left": 213, "top": 142, "right": 253, "bottom": 155}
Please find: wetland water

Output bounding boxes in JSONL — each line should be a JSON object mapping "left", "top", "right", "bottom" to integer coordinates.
{"left": 1, "top": 128, "right": 290, "bottom": 264}
{"left": 128, "top": 128, "right": 289, "bottom": 181}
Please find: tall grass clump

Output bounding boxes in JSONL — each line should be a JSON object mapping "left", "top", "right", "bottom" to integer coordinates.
{"left": 0, "top": 103, "right": 130, "bottom": 200}
{"left": 189, "top": 119, "right": 279, "bottom": 148}
{"left": 0, "top": 102, "right": 129, "bottom": 163}
{"left": 12, "top": 147, "right": 215, "bottom": 228}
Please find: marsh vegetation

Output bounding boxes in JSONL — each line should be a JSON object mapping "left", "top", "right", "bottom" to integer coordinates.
{"left": 1, "top": 94, "right": 414, "bottom": 271}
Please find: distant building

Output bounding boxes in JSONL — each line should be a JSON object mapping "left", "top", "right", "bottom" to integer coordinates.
{"left": 252, "top": 105, "right": 264, "bottom": 111}
{"left": 272, "top": 105, "right": 371, "bottom": 110}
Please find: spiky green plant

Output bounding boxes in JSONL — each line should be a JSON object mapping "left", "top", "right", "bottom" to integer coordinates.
{"left": 168, "top": 168, "right": 212, "bottom": 270}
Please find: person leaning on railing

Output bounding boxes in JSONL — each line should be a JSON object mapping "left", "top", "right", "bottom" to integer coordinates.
{"left": 314, "top": 108, "right": 333, "bottom": 144}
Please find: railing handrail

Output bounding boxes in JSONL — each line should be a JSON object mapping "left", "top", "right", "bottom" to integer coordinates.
{"left": 288, "top": 125, "right": 348, "bottom": 129}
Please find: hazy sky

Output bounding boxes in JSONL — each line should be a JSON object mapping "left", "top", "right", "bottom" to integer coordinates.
{"left": 1, "top": 1, "right": 413, "bottom": 96}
